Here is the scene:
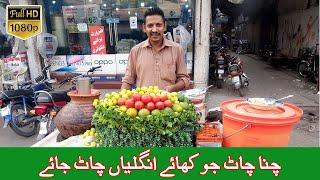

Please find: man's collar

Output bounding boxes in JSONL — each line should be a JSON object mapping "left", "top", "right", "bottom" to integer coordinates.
{"left": 142, "top": 38, "right": 173, "bottom": 48}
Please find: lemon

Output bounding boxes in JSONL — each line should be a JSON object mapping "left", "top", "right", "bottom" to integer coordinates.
{"left": 172, "top": 97, "right": 178, "bottom": 102}
{"left": 90, "top": 128, "right": 95, "bottom": 132}
{"left": 90, "top": 142, "right": 97, "bottom": 147}
{"left": 89, "top": 131, "right": 95, "bottom": 136}
{"left": 92, "top": 101, "right": 98, "bottom": 107}
{"left": 104, "top": 93, "right": 111, "bottom": 98}
{"left": 84, "top": 130, "right": 90, "bottom": 136}
{"left": 119, "top": 105, "right": 127, "bottom": 112}
{"left": 151, "top": 109, "right": 161, "bottom": 116}
{"left": 172, "top": 104, "right": 183, "bottom": 112}
{"left": 126, "top": 91, "right": 133, "bottom": 97}
{"left": 180, "top": 102, "right": 189, "bottom": 109}
{"left": 126, "top": 108, "right": 138, "bottom": 118}
{"left": 171, "top": 92, "right": 177, "bottom": 96}
{"left": 112, "top": 99, "right": 117, "bottom": 105}
{"left": 121, "top": 94, "right": 128, "bottom": 99}
{"left": 107, "top": 101, "right": 114, "bottom": 107}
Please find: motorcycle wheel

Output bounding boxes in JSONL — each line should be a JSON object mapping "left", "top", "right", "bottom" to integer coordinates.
{"left": 217, "top": 79, "right": 223, "bottom": 89}
{"left": 297, "top": 62, "right": 309, "bottom": 78}
{"left": 9, "top": 104, "right": 38, "bottom": 137}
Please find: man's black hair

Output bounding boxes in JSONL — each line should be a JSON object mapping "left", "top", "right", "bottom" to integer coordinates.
{"left": 143, "top": 7, "right": 166, "bottom": 23}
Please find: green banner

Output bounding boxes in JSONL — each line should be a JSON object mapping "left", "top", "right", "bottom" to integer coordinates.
{"left": 0, "top": 148, "right": 319, "bottom": 179}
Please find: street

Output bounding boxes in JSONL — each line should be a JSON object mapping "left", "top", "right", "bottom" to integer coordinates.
{"left": 0, "top": 54, "right": 319, "bottom": 147}
{"left": 206, "top": 54, "right": 319, "bottom": 147}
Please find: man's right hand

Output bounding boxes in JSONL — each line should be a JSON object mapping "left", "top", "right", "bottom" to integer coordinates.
{"left": 121, "top": 82, "right": 132, "bottom": 90}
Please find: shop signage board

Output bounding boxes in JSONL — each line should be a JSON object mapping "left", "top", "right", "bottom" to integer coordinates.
{"left": 129, "top": 16, "right": 138, "bottom": 29}
{"left": 106, "top": 17, "right": 120, "bottom": 24}
{"left": 6, "top": 5, "right": 42, "bottom": 40}
{"left": 88, "top": 26, "right": 107, "bottom": 54}
{"left": 51, "top": 53, "right": 193, "bottom": 76}
{"left": 115, "top": 53, "right": 129, "bottom": 75}
{"left": 66, "top": 55, "right": 92, "bottom": 73}
{"left": 2, "top": 52, "right": 28, "bottom": 72}
{"left": 62, "top": 5, "right": 85, "bottom": 33}
{"left": 48, "top": 55, "right": 67, "bottom": 71}
{"left": 91, "top": 54, "right": 117, "bottom": 75}
{"left": 86, "top": 4, "right": 101, "bottom": 25}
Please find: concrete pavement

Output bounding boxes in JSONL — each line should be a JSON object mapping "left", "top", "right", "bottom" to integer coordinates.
{"left": 204, "top": 54, "right": 319, "bottom": 147}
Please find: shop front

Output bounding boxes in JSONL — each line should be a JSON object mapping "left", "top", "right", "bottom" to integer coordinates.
{"left": 43, "top": 0, "right": 195, "bottom": 88}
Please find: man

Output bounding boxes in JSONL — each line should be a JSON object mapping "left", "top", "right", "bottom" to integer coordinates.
{"left": 121, "top": 7, "right": 190, "bottom": 92}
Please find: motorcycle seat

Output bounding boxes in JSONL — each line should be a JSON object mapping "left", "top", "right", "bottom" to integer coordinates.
{"left": 36, "top": 91, "right": 70, "bottom": 103}
{"left": 0, "top": 89, "right": 34, "bottom": 99}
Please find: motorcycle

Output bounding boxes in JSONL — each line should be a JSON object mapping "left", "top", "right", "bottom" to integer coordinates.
{"left": 225, "top": 56, "right": 249, "bottom": 97}
{"left": 236, "top": 39, "right": 249, "bottom": 54}
{"left": 258, "top": 44, "right": 275, "bottom": 62}
{"left": 31, "top": 66, "right": 101, "bottom": 141}
{"left": 215, "top": 55, "right": 226, "bottom": 89}
{"left": 297, "top": 44, "right": 319, "bottom": 85}
{"left": 210, "top": 47, "right": 229, "bottom": 89}
{"left": 0, "top": 65, "right": 53, "bottom": 137}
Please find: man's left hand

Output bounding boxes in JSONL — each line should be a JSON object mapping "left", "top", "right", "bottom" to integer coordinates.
{"left": 164, "top": 85, "right": 175, "bottom": 92}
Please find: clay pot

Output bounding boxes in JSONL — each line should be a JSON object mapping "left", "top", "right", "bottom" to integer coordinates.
{"left": 55, "top": 89, "right": 100, "bottom": 139}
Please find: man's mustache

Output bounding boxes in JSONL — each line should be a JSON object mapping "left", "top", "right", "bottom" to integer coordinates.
{"left": 151, "top": 32, "right": 160, "bottom": 36}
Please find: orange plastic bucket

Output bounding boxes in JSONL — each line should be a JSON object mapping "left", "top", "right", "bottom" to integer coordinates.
{"left": 220, "top": 99, "right": 303, "bottom": 147}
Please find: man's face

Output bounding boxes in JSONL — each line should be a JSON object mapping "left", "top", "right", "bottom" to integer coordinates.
{"left": 143, "top": 15, "right": 166, "bottom": 43}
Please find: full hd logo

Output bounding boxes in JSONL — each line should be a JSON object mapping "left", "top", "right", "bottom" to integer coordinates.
{"left": 6, "top": 5, "right": 42, "bottom": 40}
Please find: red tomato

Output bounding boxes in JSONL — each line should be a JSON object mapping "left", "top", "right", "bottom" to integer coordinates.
{"left": 141, "top": 94, "right": 152, "bottom": 104}
{"left": 134, "top": 101, "right": 144, "bottom": 110}
{"left": 152, "top": 96, "right": 161, "bottom": 103}
{"left": 117, "top": 98, "right": 126, "bottom": 106}
{"left": 125, "top": 99, "right": 134, "bottom": 108}
{"left": 132, "top": 93, "right": 141, "bottom": 102}
{"left": 164, "top": 100, "right": 173, "bottom": 107}
{"left": 160, "top": 95, "right": 168, "bottom": 102}
{"left": 146, "top": 102, "right": 155, "bottom": 111}
{"left": 156, "top": 101, "right": 165, "bottom": 110}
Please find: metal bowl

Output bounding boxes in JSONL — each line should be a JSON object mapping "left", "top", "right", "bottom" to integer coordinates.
{"left": 247, "top": 98, "right": 283, "bottom": 110}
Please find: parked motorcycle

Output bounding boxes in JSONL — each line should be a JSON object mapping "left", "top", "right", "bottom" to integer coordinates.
{"left": 0, "top": 65, "right": 53, "bottom": 137}
{"left": 210, "top": 47, "right": 229, "bottom": 88}
{"left": 258, "top": 44, "right": 275, "bottom": 62}
{"left": 236, "top": 39, "right": 250, "bottom": 54}
{"left": 31, "top": 66, "right": 101, "bottom": 141}
{"left": 297, "top": 44, "right": 319, "bottom": 84}
{"left": 225, "top": 56, "right": 249, "bottom": 97}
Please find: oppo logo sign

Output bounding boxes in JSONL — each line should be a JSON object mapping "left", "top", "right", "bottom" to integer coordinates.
{"left": 118, "top": 59, "right": 128, "bottom": 64}
{"left": 94, "top": 60, "right": 114, "bottom": 65}
{"left": 50, "top": 61, "right": 66, "bottom": 66}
